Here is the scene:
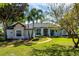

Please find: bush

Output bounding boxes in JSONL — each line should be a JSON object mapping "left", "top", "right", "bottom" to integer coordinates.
{"left": 36, "top": 36, "right": 46, "bottom": 38}
{"left": 0, "top": 33, "right": 4, "bottom": 36}
{"left": 32, "top": 37, "right": 39, "bottom": 41}
{"left": 0, "top": 29, "right": 3, "bottom": 36}
{"left": 0, "top": 37, "right": 5, "bottom": 42}
{"left": 32, "top": 44, "right": 79, "bottom": 56}
{"left": 24, "top": 41, "right": 32, "bottom": 46}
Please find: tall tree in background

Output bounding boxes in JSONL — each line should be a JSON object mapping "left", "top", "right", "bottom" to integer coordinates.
{"left": 48, "top": 3, "right": 79, "bottom": 48}
{"left": 59, "top": 10, "right": 79, "bottom": 48}
{"left": 29, "top": 8, "right": 44, "bottom": 38}
{"left": 30, "top": 8, "right": 37, "bottom": 38}
{"left": 59, "top": 4, "right": 79, "bottom": 48}
{"left": 36, "top": 9, "right": 44, "bottom": 23}
{"left": 7, "top": 3, "right": 29, "bottom": 25}
{"left": 48, "top": 3, "right": 66, "bottom": 23}
{"left": 27, "top": 14, "right": 32, "bottom": 39}
{"left": 0, "top": 3, "right": 29, "bottom": 40}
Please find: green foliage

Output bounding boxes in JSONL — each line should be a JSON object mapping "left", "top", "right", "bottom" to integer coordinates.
{"left": 0, "top": 3, "right": 29, "bottom": 40}
{"left": 32, "top": 38, "right": 78, "bottom": 56}
{"left": 27, "top": 8, "right": 44, "bottom": 23}
{"left": 0, "top": 37, "right": 78, "bottom": 56}
{"left": 32, "top": 36, "right": 47, "bottom": 41}
{"left": 0, "top": 3, "right": 29, "bottom": 25}
{"left": 32, "top": 44, "right": 79, "bottom": 56}
{"left": 26, "top": 8, "right": 44, "bottom": 38}
{"left": 48, "top": 3, "right": 79, "bottom": 47}
{"left": 32, "top": 37, "right": 39, "bottom": 41}
{"left": 0, "top": 3, "right": 9, "bottom": 8}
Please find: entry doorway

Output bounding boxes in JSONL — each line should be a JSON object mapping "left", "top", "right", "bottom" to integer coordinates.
{"left": 50, "top": 30, "right": 54, "bottom": 36}
{"left": 43, "top": 29, "right": 48, "bottom": 36}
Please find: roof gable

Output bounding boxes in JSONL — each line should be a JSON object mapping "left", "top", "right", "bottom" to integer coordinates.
{"left": 12, "top": 22, "right": 25, "bottom": 27}
{"left": 7, "top": 22, "right": 26, "bottom": 29}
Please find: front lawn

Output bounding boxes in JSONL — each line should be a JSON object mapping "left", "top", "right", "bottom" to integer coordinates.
{"left": 52, "top": 38, "right": 77, "bottom": 46}
{"left": 0, "top": 37, "right": 78, "bottom": 56}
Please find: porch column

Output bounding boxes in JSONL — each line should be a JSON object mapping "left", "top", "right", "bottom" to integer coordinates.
{"left": 41, "top": 28, "right": 43, "bottom": 36}
{"left": 33, "top": 30, "right": 35, "bottom": 38}
{"left": 54, "top": 30, "right": 57, "bottom": 36}
{"left": 48, "top": 29, "right": 50, "bottom": 36}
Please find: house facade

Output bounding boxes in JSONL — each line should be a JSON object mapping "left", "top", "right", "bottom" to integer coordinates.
{"left": 7, "top": 22, "right": 67, "bottom": 39}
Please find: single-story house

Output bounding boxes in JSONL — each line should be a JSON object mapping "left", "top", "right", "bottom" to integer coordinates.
{"left": 7, "top": 22, "right": 67, "bottom": 39}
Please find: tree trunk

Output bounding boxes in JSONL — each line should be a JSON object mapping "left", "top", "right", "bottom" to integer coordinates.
{"left": 31, "top": 21, "right": 34, "bottom": 38}
{"left": 69, "top": 32, "right": 78, "bottom": 48}
{"left": 74, "top": 43, "right": 78, "bottom": 48}
{"left": 40, "top": 20, "right": 43, "bottom": 24}
{"left": 27, "top": 21, "right": 30, "bottom": 39}
{"left": 74, "top": 36, "right": 79, "bottom": 48}
{"left": 72, "top": 33, "right": 79, "bottom": 48}
{"left": 71, "top": 35, "right": 78, "bottom": 48}
{"left": 3, "top": 22, "right": 7, "bottom": 41}
{"left": 36, "top": 20, "right": 38, "bottom": 23}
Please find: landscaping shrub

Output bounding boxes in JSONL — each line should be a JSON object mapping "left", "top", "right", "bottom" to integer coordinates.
{"left": 32, "top": 37, "right": 39, "bottom": 41}
{"left": 0, "top": 29, "right": 4, "bottom": 37}
{"left": 24, "top": 40, "right": 32, "bottom": 46}
{"left": 0, "top": 37, "right": 5, "bottom": 42}
{"left": 37, "top": 36, "right": 47, "bottom": 38}
{"left": 32, "top": 44, "right": 79, "bottom": 56}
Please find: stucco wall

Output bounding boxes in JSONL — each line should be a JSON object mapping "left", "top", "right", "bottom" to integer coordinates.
{"left": 7, "top": 23, "right": 67, "bottom": 39}
{"left": 7, "top": 24, "right": 35, "bottom": 39}
{"left": 13, "top": 24, "right": 25, "bottom": 39}
{"left": 7, "top": 29, "right": 14, "bottom": 38}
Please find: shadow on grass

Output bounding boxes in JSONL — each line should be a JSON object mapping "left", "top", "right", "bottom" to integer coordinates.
{"left": 32, "top": 44, "right": 79, "bottom": 56}
{"left": 0, "top": 40, "right": 34, "bottom": 47}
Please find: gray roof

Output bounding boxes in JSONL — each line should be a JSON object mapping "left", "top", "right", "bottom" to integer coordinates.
{"left": 7, "top": 22, "right": 60, "bottom": 29}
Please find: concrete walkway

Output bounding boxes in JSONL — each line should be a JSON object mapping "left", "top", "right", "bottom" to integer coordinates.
{"left": 33, "top": 38, "right": 52, "bottom": 44}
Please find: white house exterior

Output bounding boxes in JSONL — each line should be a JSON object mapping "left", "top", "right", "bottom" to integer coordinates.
{"left": 7, "top": 22, "right": 68, "bottom": 39}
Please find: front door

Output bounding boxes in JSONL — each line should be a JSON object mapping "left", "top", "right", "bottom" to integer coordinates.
{"left": 43, "top": 29, "right": 48, "bottom": 36}
{"left": 50, "top": 30, "right": 54, "bottom": 36}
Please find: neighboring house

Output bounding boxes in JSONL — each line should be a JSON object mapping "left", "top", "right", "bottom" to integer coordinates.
{"left": 7, "top": 22, "right": 67, "bottom": 39}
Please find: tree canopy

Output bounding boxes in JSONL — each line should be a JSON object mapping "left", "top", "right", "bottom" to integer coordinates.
{"left": 0, "top": 3, "right": 29, "bottom": 40}
{"left": 48, "top": 3, "right": 79, "bottom": 48}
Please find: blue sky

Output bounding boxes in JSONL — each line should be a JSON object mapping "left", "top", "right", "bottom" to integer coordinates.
{"left": 28, "top": 3, "right": 71, "bottom": 12}
{"left": 25, "top": 3, "right": 71, "bottom": 24}
{"left": 25, "top": 3, "right": 49, "bottom": 24}
{"left": 28, "top": 3, "right": 49, "bottom": 12}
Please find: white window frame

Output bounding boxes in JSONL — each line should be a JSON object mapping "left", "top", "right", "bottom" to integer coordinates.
{"left": 15, "top": 29, "right": 23, "bottom": 37}
{"left": 35, "top": 28, "right": 41, "bottom": 36}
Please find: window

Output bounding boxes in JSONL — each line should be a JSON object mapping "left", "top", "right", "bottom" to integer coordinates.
{"left": 36, "top": 28, "right": 41, "bottom": 35}
{"left": 16, "top": 30, "right": 22, "bottom": 36}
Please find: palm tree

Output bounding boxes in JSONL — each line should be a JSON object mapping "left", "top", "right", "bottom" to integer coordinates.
{"left": 27, "top": 15, "right": 32, "bottom": 39}
{"left": 28, "top": 8, "right": 44, "bottom": 38}
{"left": 36, "top": 9, "right": 44, "bottom": 23}
{"left": 30, "top": 8, "right": 37, "bottom": 38}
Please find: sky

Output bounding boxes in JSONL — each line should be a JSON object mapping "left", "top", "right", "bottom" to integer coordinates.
{"left": 25, "top": 3, "right": 50, "bottom": 24}
{"left": 28, "top": 3, "right": 71, "bottom": 12}
{"left": 28, "top": 3, "right": 49, "bottom": 12}
{"left": 25, "top": 3, "right": 72, "bottom": 24}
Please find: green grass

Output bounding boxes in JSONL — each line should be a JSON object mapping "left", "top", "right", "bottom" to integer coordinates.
{"left": 0, "top": 45, "right": 32, "bottom": 56}
{"left": 52, "top": 38, "right": 77, "bottom": 46}
{"left": 0, "top": 37, "right": 78, "bottom": 56}
{"left": 32, "top": 38, "right": 79, "bottom": 56}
